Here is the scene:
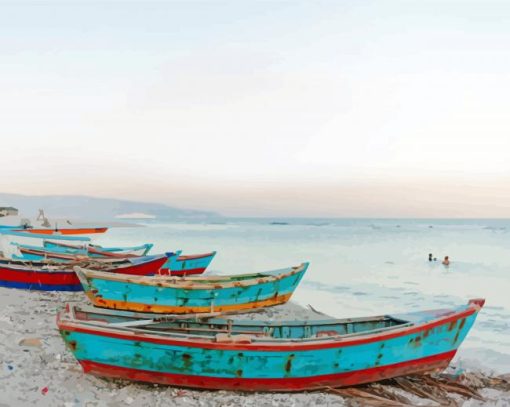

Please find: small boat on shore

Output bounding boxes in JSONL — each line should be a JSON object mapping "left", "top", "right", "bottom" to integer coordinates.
{"left": 75, "top": 262, "right": 309, "bottom": 314}
{"left": 0, "top": 229, "right": 93, "bottom": 259}
{"left": 14, "top": 244, "right": 92, "bottom": 261}
{"left": 0, "top": 262, "right": 83, "bottom": 291}
{"left": 161, "top": 251, "right": 216, "bottom": 276}
{"left": 15, "top": 244, "right": 216, "bottom": 276}
{"left": 0, "top": 255, "right": 168, "bottom": 291}
{"left": 56, "top": 298, "right": 484, "bottom": 391}
{"left": 44, "top": 241, "right": 154, "bottom": 257}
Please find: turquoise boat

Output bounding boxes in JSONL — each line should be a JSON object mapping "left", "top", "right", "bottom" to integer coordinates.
{"left": 0, "top": 255, "right": 169, "bottom": 291}
{"left": 57, "top": 299, "right": 484, "bottom": 391}
{"left": 75, "top": 262, "right": 309, "bottom": 314}
{"left": 161, "top": 250, "right": 216, "bottom": 275}
{"left": 0, "top": 229, "right": 91, "bottom": 241}
{"left": 15, "top": 243, "right": 214, "bottom": 276}
{"left": 44, "top": 241, "right": 153, "bottom": 256}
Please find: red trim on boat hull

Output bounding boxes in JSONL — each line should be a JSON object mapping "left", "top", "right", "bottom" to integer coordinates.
{"left": 115, "top": 257, "right": 168, "bottom": 275}
{"left": 161, "top": 267, "right": 206, "bottom": 276}
{"left": 57, "top": 307, "right": 477, "bottom": 351}
{"left": 0, "top": 265, "right": 79, "bottom": 285}
{"left": 79, "top": 350, "right": 456, "bottom": 391}
{"left": 20, "top": 227, "right": 108, "bottom": 235}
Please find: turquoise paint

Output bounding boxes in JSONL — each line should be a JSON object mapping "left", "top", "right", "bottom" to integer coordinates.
{"left": 78, "top": 263, "right": 308, "bottom": 309}
{"left": 64, "top": 306, "right": 409, "bottom": 338}
{"left": 61, "top": 304, "right": 479, "bottom": 380}
{"left": 13, "top": 253, "right": 55, "bottom": 261}
{"left": 96, "top": 243, "right": 153, "bottom": 255}
{"left": 162, "top": 251, "right": 216, "bottom": 272}
{"left": 0, "top": 229, "right": 91, "bottom": 241}
{"left": 16, "top": 243, "right": 87, "bottom": 256}
{"left": 44, "top": 241, "right": 154, "bottom": 256}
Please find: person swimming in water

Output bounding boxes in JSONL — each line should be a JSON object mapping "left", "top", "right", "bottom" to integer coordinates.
{"left": 442, "top": 256, "right": 450, "bottom": 266}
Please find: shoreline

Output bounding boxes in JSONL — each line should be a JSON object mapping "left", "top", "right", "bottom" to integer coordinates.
{"left": 0, "top": 288, "right": 508, "bottom": 406}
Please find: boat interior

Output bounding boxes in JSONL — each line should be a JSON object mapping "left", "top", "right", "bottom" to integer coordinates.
{"left": 70, "top": 305, "right": 411, "bottom": 340}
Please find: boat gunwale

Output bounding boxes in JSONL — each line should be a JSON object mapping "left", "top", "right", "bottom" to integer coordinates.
{"left": 57, "top": 299, "right": 482, "bottom": 351}
{"left": 0, "top": 262, "right": 77, "bottom": 274}
{"left": 76, "top": 262, "right": 309, "bottom": 290}
{"left": 69, "top": 304, "right": 417, "bottom": 341}
{"left": 45, "top": 241, "right": 153, "bottom": 253}
{"left": 69, "top": 303, "right": 402, "bottom": 326}
{"left": 0, "top": 255, "right": 166, "bottom": 273}
{"left": 175, "top": 251, "right": 217, "bottom": 261}
{"left": 18, "top": 246, "right": 89, "bottom": 261}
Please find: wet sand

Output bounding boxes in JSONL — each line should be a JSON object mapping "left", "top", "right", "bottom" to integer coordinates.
{"left": 0, "top": 288, "right": 507, "bottom": 406}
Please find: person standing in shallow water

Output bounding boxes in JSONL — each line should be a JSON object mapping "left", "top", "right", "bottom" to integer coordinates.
{"left": 442, "top": 256, "right": 450, "bottom": 266}
{"left": 429, "top": 253, "right": 433, "bottom": 261}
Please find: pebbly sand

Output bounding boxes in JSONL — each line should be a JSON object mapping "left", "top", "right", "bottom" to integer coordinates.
{"left": 0, "top": 288, "right": 508, "bottom": 406}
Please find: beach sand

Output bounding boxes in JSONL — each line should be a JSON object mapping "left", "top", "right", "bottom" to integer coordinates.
{"left": 0, "top": 288, "right": 508, "bottom": 406}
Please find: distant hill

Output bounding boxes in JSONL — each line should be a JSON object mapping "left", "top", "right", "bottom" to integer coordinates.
{"left": 0, "top": 193, "right": 218, "bottom": 220}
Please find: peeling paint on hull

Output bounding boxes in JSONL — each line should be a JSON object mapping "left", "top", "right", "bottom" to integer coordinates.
{"left": 162, "top": 251, "right": 216, "bottom": 276}
{"left": 57, "top": 299, "right": 483, "bottom": 391}
{"left": 0, "top": 264, "right": 81, "bottom": 291}
{"left": 78, "top": 350, "right": 454, "bottom": 391}
{"left": 76, "top": 263, "right": 308, "bottom": 314}
{"left": 86, "top": 292, "right": 293, "bottom": 313}
{"left": 0, "top": 256, "right": 168, "bottom": 292}
{"left": 19, "top": 246, "right": 213, "bottom": 277}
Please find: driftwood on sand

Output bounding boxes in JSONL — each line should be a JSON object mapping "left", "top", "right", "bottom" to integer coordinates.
{"left": 327, "top": 371, "right": 510, "bottom": 406}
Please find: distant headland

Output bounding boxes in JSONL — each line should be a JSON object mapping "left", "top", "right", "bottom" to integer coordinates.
{"left": 0, "top": 193, "right": 218, "bottom": 221}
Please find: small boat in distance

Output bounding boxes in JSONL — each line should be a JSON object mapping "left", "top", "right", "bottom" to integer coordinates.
{"left": 18, "top": 227, "right": 108, "bottom": 235}
{"left": 75, "top": 262, "right": 309, "bottom": 314}
{"left": 0, "top": 209, "right": 108, "bottom": 236}
{"left": 57, "top": 299, "right": 484, "bottom": 391}
{"left": 0, "top": 229, "right": 91, "bottom": 241}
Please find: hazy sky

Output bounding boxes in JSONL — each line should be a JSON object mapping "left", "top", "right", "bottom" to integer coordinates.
{"left": 1, "top": 1, "right": 510, "bottom": 216}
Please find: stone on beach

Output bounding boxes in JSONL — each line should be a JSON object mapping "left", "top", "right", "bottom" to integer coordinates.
{"left": 18, "top": 337, "right": 42, "bottom": 347}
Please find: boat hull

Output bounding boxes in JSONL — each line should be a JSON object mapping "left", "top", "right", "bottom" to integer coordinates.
{"left": 76, "top": 263, "right": 308, "bottom": 314}
{"left": 17, "top": 246, "right": 210, "bottom": 276}
{"left": 162, "top": 251, "right": 216, "bottom": 276}
{"left": 57, "top": 300, "right": 483, "bottom": 391}
{"left": 112, "top": 256, "right": 168, "bottom": 276}
{"left": 44, "top": 241, "right": 153, "bottom": 257}
{"left": 78, "top": 351, "right": 454, "bottom": 391}
{"left": 0, "top": 264, "right": 81, "bottom": 291}
{"left": 0, "top": 256, "right": 168, "bottom": 291}
{"left": 19, "top": 227, "right": 108, "bottom": 235}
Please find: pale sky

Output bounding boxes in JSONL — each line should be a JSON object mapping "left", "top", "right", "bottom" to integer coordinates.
{"left": 1, "top": 1, "right": 510, "bottom": 217}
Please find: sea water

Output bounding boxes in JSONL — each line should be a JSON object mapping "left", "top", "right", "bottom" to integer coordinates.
{"left": 95, "top": 218, "right": 510, "bottom": 373}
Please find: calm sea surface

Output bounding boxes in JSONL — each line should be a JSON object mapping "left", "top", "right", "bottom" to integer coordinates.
{"left": 95, "top": 218, "right": 510, "bottom": 373}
